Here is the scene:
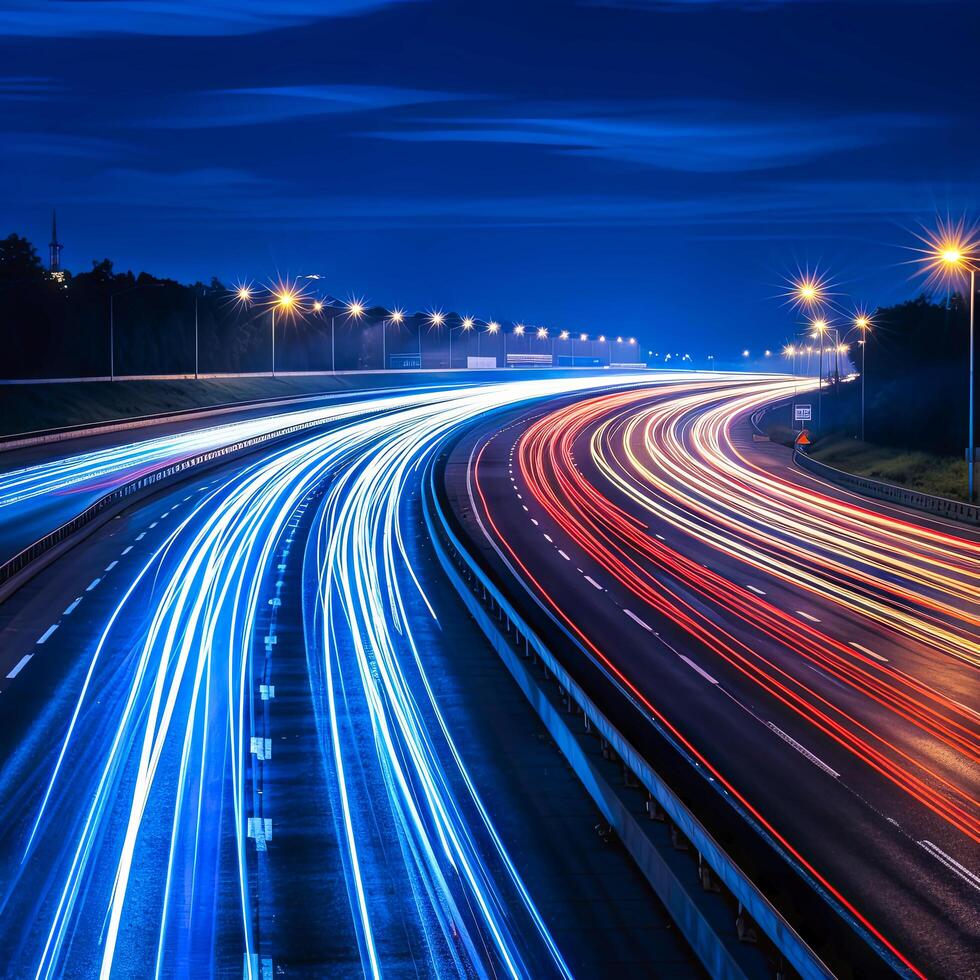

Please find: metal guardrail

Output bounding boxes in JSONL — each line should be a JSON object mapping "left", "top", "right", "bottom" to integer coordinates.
{"left": 0, "top": 414, "right": 331, "bottom": 591}
{"left": 423, "top": 462, "right": 838, "bottom": 980}
{"left": 795, "top": 450, "right": 980, "bottom": 526}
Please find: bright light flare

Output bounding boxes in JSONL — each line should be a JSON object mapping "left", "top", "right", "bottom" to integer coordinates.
{"left": 346, "top": 299, "right": 366, "bottom": 320}
{"left": 387, "top": 308, "right": 405, "bottom": 324}
{"left": 513, "top": 324, "right": 525, "bottom": 336}
{"left": 536, "top": 327, "right": 548, "bottom": 339}
{"left": 427, "top": 310, "right": 445, "bottom": 328}
{"left": 912, "top": 216, "right": 980, "bottom": 289}
{"left": 462, "top": 317, "right": 475, "bottom": 330}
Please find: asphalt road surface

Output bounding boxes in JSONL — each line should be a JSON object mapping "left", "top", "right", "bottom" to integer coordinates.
{"left": 450, "top": 379, "right": 978, "bottom": 979}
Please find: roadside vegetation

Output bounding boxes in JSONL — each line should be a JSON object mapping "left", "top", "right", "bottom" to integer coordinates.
{"left": 809, "top": 435, "right": 968, "bottom": 502}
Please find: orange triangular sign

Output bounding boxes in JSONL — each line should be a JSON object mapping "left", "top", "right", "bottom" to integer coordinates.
{"left": 795, "top": 429, "right": 811, "bottom": 446}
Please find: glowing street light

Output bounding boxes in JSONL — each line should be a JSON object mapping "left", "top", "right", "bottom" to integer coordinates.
{"left": 916, "top": 220, "right": 979, "bottom": 500}
{"left": 379, "top": 307, "right": 404, "bottom": 370}
{"left": 850, "top": 311, "right": 873, "bottom": 440}
{"left": 266, "top": 282, "right": 301, "bottom": 377}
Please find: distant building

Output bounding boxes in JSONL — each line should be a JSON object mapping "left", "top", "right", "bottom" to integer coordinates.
{"left": 49, "top": 209, "right": 65, "bottom": 283}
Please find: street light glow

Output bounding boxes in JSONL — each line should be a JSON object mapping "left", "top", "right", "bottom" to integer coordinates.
{"left": 536, "top": 327, "right": 548, "bottom": 339}
{"left": 387, "top": 308, "right": 405, "bottom": 324}
{"left": 312, "top": 299, "right": 324, "bottom": 312}
{"left": 428, "top": 310, "right": 445, "bottom": 327}
{"left": 580, "top": 333, "right": 588, "bottom": 341}
{"left": 462, "top": 316, "right": 474, "bottom": 330}
{"left": 346, "top": 300, "right": 366, "bottom": 319}
{"left": 914, "top": 217, "right": 979, "bottom": 287}
{"left": 513, "top": 323, "right": 525, "bottom": 336}
{"left": 487, "top": 321, "right": 500, "bottom": 334}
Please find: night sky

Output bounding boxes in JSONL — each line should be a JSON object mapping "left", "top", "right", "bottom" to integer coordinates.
{"left": 2, "top": 0, "right": 978, "bottom": 357}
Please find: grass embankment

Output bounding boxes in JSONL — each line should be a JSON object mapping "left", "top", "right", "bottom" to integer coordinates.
{"left": 0, "top": 372, "right": 483, "bottom": 438}
{"left": 809, "top": 435, "right": 969, "bottom": 502}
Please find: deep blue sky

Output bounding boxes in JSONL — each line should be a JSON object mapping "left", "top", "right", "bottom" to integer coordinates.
{"left": 2, "top": 0, "right": 978, "bottom": 357}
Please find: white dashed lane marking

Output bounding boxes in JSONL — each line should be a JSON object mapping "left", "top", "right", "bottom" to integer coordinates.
{"left": 849, "top": 641, "right": 888, "bottom": 662}
{"left": 558, "top": 550, "right": 571, "bottom": 561}
{"left": 747, "top": 585, "right": 766, "bottom": 596}
{"left": 679, "top": 655, "right": 719, "bottom": 685}
{"left": 136, "top": 533, "right": 146, "bottom": 541}
{"left": 584, "top": 575, "right": 603, "bottom": 591}
{"left": 37, "top": 624, "right": 59, "bottom": 645}
{"left": 796, "top": 610, "right": 821, "bottom": 623}
{"left": 624, "top": 609, "right": 653, "bottom": 631}
{"left": 121, "top": 546, "right": 133, "bottom": 556}
{"left": 63, "top": 597, "right": 82, "bottom": 616}
{"left": 6, "top": 655, "right": 32, "bottom": 680}
{"left": 104, "top": 560, "right": 118, "bottom": 572}
{"left": 543, "top": 534, "right": 553, "bottom": 543}
{"left": 85, "top": 578, "right": 101, "bottom": 592}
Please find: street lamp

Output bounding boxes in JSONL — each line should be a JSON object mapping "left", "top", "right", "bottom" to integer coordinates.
{"left": 425, "top": 310, "right": 445, "bottom": 367}
{"left": 486, "top": 320, "right": 500, "bottom": 364}
{"left": 921, "top": 226, "right": 978, "bottom": 501}
{"left": 509, "top": 323, "right": 526, "bottom": 365}
{"left": 810, "top": 317, "right": 831, "bottom": 429}
{"left": 460, "top": 316, "right": 475, "bottom": 366}
{"left": 851, "top": 313, "right": 873, "bottom": 441}
{"left": 383, "top": 307, "right": 404, "bottom": 370}
{"left": 343, "top": 299, "right": 366, "bottom": 372}
{"left": 270, "top": 286, "right": 299, "bottom": 377}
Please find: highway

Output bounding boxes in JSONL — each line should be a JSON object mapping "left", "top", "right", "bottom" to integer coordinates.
{"left": 0, "top": 372, "right": 706, "bottom": 979}
{"left": 451, "top": 378, "right": 979, "bottom": 979}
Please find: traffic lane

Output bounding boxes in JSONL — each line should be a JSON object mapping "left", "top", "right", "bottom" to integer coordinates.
{"left": 463, "top": 422, "right": 979, "bottom": 978}
{"left": 607, "top": 405, "right": 980, "bottom": 719}
{"left": 609, "top": 399, "right": 980, "bottom": 682}
{"left": 535, "top": 397, "right": 979, "bottom": 794}
{"left": 0, "top": 468, "right": 250, "bottom": 976}
{"left": 0, "top": 470, "right": 228, "bottom": 694}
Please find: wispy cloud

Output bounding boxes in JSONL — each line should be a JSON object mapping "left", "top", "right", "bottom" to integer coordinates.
{"left": 369, "top": 105, "right": 935, "bottom": 173}
{"left": 151, "top": 84, "right": 468, "bottom": 128}
{"left": 0, "top": 75, "right": 64, "bottom": 100}
{"left": 0, "top": 0, "right": 417, "bottom": 38}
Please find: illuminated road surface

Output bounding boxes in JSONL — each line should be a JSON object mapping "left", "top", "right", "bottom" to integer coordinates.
{"left": 0, "top": 372, "right": 700, "bottom": 979}
{"left": 455, "top": 379, "right": 979, "bottom": 978}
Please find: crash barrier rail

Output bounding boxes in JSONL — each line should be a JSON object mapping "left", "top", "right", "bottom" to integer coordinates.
{"left": 0, "top": 414, "right": 332, "bottom": 594}
{"left": 423, "top": 463, "right": 839, "bottom": 980}
{"left": 794, "top": 450, "right": 980, "bottom": 526}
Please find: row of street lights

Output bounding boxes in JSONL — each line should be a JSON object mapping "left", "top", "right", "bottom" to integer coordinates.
{"left": 232, "top": 282, "right": 637, "bottom": 373}
{"left": 778, "top": 218, "right": 977, "bottom": 502}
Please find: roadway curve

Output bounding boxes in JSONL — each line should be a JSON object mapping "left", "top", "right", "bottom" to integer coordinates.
{"left": 0, "top": 372, "right": 704, "bottom": 979}
{"left": 452, "top": 378, "right": 979, "bottom": 978}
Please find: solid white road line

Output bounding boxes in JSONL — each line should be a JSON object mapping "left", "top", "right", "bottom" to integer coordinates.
{"left": 849, "top": 641, "right": 889, "bottom": 662}
{"left": 6, "top": 654, "right": 32, "bottom": 679}
{"left": 679, "top": 655, "right": 719, "bottom": 685}
{"left": 623, "top": 609, "right": 653, "bottom": 631}
{"left": 918, "top": 841, "right": 980, "bottom": 893}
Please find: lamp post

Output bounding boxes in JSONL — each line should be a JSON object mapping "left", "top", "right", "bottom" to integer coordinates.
{"left": 383, "top": 308, "right": 404, "bottom": 370}
{"left": 460, "top": 316, "right": 475, "bottom": 367}
{"left": 810, "top": 318, "right": 830, "bottom": 430}
{"left": 484, "top": 320, "right": 500, "bottom": 364}
{"left": 924, "top": 237, "right": 977, "bottom": 502}
{"left": 850, "top": 315, "right": 872, "bottom": 441}
{"left": 342, "top": 300, "right": 366, "bottom": 372}
{"left": 269, "top": 287, "right": 299, "bottom": 377}
{"left": 109, "top": 282, "right": 164, "bottom": 382}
